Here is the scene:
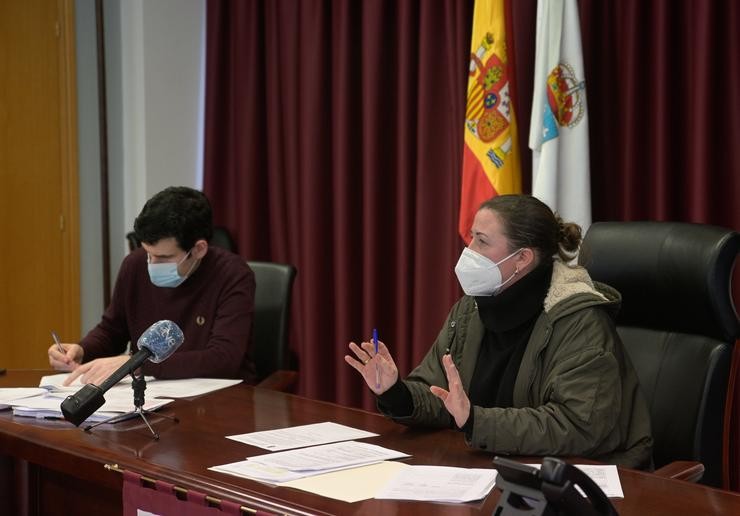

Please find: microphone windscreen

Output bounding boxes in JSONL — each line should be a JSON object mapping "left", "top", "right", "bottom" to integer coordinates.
{"left": 137, "top": 320, "right": 184, "bottom": 363}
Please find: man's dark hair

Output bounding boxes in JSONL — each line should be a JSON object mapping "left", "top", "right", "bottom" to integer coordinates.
{"left": 133, "top": 186, "right": 213, "bottom": 250}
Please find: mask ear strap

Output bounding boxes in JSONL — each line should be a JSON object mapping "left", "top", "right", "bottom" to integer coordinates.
{"left": 178, "top": 249, "right": 193, "bottom": 265}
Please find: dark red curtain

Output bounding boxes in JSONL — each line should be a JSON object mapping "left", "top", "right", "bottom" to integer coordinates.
{"left": 204, "top": 0, "right": 474, "bottom": 409}
{"left": 580, "top": 0, "right": 740, "bottom": 228}
{"left": 204, "top": 0, "right": 739, "bottom": 488}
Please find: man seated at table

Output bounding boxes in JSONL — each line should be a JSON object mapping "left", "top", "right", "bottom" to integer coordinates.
{"left": 48, "top": 186, "right": 257, "bottom": 385}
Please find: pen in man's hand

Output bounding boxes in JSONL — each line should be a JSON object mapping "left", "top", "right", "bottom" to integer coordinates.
{"left": 373, "top": 328, "right": 380, "bottom": 389}
{"left": 51, "top": 330, "right": 64, "bottom": 355}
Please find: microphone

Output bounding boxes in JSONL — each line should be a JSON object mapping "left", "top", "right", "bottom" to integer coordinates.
{"left": 61, "top": 320, "right": 184, "bottom": 426}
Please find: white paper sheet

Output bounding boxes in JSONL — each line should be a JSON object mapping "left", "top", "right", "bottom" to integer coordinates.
{"left": 39, "top": 373, "right": 147, "bottom": 393}
{"left": 210, "top": 459, "right": 384, "bottom": 485}
{"left": 246, "top": 441, "right": 410, "bottom": 472}
{"left": 227, "top": 421, "right": 378, "bottom": 451}
{"left": 375, "top": 465, "right": 497, "bottom": 503}
{"left": 0, "top": 388, "right": 48, "bottom": 409}
{"left": 10, "top": 391, "right": 173, "bottom": 423}
{"left": 524, "top": 463, "right": 624, "bottom": 498}
{"left": 39, "top": 373, "right": 241, "bottom": 398}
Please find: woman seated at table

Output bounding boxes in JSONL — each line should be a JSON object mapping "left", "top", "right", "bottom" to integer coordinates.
{"left": 345, "top": 194, "right": 653, "bottom": 469}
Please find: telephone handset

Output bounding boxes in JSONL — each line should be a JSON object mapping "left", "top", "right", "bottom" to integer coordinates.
{"left": 492, "top": 456, "right": 618, "bottom": 516}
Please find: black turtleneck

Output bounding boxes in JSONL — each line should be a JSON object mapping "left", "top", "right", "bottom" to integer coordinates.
{"left": 467, "top": 260, "right": 552, "bottom": 411}
{"left": 378, "top": 260, "right": 553, "bottom": 427}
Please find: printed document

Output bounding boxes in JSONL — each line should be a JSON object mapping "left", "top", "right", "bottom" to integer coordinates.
{"left": 10, "top": 390, "right": 173, "bottom": 423}
{"left": 39, "top": 373, "right": 241, "bottom": 398}
{"left": 281, "top": 461, "right": 409, "bottom": 503}
{"left": 0, "top": 388, "right": 48, "bottom": 409}
{"left": 227, "top": 421, "right": 378, "bottom": 451}
{"left": 375, "top": 465, "right": 497, "bottom": 503}
{"left": 524, "top": 463, "right": 624, "bottom": 498}
{"left": 210, "top": 441, "right": 409, "bottom": 484}
{"left": 247, "top": 441, "right": 410, "bottom": 472}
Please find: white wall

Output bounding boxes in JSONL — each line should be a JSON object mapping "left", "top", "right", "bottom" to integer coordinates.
{"left": 76, "top": 0, "right": 205, "bottom": 334}
{"left": 75, "top": 0, "right": 104, "bottom": 332}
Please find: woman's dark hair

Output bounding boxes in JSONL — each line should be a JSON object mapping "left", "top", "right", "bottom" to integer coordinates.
{"left": 133, "top": 186, "right": 213, "bottom": 250}
{"left": 479, "top": 194, "right": 581, "bottom": 263}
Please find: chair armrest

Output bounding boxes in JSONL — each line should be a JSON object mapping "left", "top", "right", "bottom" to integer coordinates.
{"left": 256, "top": 370, "right": 298, "bottom": 393}
{"left": 653, "top": 461, "right": 705, "bottom": 483}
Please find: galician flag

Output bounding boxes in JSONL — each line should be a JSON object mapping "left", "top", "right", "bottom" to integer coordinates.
{"left": 459, "top": 0, "right": 522, "bottom": 243}
{"left": 529, "top": 0, "right": 591, "bottom": 231}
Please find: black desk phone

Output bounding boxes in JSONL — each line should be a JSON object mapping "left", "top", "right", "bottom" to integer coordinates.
{"left": 492, "top": 456, "right": 618, "bottom": 516}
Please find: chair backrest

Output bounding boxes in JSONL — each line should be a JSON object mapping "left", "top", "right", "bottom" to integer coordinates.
{"left": 248, "top": 261, "right": 297, "bottom": 381}
{"left": 210, "top": 226, "right": 236, "bottom": 252}
{"left": 124, "top": 226, "right": 235, "bottom": 252}
{"left": 579, "top": 221, "right": 739, "bottom": 487}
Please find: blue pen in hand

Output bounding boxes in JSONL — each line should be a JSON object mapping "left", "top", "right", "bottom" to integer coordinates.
{"left": 373, "top": 328, "right": 380, "bottom": 389}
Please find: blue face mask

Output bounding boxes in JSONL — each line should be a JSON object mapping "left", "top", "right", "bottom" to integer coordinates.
{"left": 147, "top": 250, "right": 194, "bottom": 288}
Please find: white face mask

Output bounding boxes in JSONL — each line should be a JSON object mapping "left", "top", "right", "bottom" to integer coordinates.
{"left": 454, "top": 247, "right": 521, "bottom": 296}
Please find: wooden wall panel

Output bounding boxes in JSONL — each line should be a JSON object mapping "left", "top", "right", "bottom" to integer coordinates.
{"left": 0, "top": 0, "right": 80, "bottom": 368}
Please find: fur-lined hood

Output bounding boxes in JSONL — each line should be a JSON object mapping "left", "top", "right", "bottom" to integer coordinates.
{"left": 543, "top": 260, "right": 621, "bottom": 319}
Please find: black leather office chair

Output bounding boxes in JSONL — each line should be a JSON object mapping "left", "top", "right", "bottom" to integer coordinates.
{"left": 210, "top": 226, "right": 236, "bottom": 252}
{"left": 126, "top": 231, "right": 140, "bottom": 252}
{"left": 579, "top": 221, "right": 739, "bottom": 487}
{"left": 249, "top": 261, "right": 298, "bottom": 392}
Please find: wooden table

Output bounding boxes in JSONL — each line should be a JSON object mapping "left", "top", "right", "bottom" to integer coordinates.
{"left": 1, "top": 370, "right": 739, "bottom": 515}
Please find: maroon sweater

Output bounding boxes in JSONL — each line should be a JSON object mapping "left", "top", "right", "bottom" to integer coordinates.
{"left": 79, "top": 246, "right": 257, "bottom": 383}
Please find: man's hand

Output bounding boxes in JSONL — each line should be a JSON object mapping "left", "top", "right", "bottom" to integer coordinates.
{"left": 63, "top": 355, "right": 129, "bottom": 386}
{"left": 48, "top": 343, "right": 83, "bottom": 371}
{"left": 430, "top": 354, "right": 471, "bottom": 428}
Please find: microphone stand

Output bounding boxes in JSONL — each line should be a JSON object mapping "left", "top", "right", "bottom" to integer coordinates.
{"left": 84, "top": 371, "right": 179, "bottom": 440}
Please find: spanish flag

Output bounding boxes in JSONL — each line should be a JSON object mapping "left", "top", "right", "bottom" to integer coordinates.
{"left": 459, "top": 0, "right": 522, "bottom": 243}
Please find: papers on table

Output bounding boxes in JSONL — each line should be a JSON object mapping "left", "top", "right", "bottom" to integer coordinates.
{"left": 523, "top": 463, "right": 624, "bottom": 498}
{"left": 0, "top": 374, "right": 241, "bottom": 424}
{"left": 249, "top": 441, "right": 409, "bottom": 471}
{"left": 227, "top": 421, "right": 378, "bottom": 451}
{"left": 9, "top": 389, "right": 173, "bottom": 423}
{"left": 142, "top": 377, "right": 242, "bottom": 398}
{"left": 212, "top": 421, "right": 624, "bottom": 505}
{"left": 213, "top": 427, "right": 495, "bottom": 504}
{"left": 39, "top": 373, "right": 242, "bottom": 398}
{"left": 210, "top": 441, "right": 410, "bottom": 484}
{"left": 376, "top": 465, "right": 497, "bottom": 503}
{"left": 38, "top": 373, "right": 137, "bottom": 392}
{"left": 572, "top": 464, "right": 623, "bottom": 498}
{"left": 211, "top": 458, "right": 375, "bottom": 484}
{"left": 0, "top": 388, "right": 48, "bottom": 409}
{"left": 281, "top": 461, "right": 409, "bottom": 503}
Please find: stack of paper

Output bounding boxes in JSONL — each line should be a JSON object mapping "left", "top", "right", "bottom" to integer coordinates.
{"left": 0, "top": 373, "right": 243, "bottom": 424}
{"left": 210, "top": 422, "right": 624, "bottom": 505}
{"left": 0, "top": 388, "right": 48, "bottom": 410}
{"left": 522, "top": 463, "right": 624, "bottom": 498}
{"left": 211, "top": 422, "right": 497, "bottom": 504}
{"left": 38, "top": 373, "right": 242, "bottom": 398}
{"left": 280, "top": 461, "right": 409, "bottom": 503}
{"left": 10, "top": 390, "right": 173, "bottom": 423}
{"left": 375, "top": 465, "right": 497, "bottom": 503}
{"left": 227, "top": 421, "right": 378, "bottom": 451}
{"left": 210, "top": 441, "right": 410, "bottom": 484}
